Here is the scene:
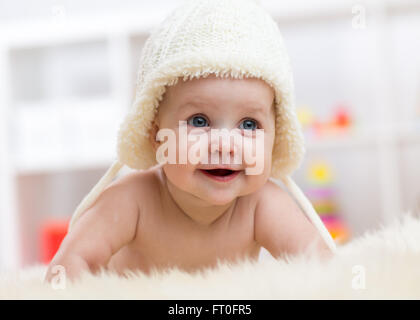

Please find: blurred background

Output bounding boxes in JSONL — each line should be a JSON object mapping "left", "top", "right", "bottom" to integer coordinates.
{"left": 0, "top": 0, "right": 419, "bottom": 271}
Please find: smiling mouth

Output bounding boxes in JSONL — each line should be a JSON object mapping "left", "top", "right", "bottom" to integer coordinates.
{"left": 198, "top": 168, "right": 241, "bottom": 182}
{"left": 202, "top": 169, "right": 236, "bottom": 176}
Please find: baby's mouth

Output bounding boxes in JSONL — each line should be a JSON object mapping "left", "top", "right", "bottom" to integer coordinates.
{"left": 198, "top": 168, "right": 242, "bottom": 182}
{"left": 201, "top": 169, "right": 236, "bottom": 176}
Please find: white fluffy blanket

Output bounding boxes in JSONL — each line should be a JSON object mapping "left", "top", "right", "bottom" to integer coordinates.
{"left": 2, "top": 213, "right": 420, "bottom": 299}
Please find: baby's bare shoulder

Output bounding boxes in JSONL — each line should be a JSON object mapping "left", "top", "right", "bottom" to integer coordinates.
{"left": 60, "top": 168, "right": 162, "bottom": 265}
{"left": 256, "top": 179, "right": 304, "bottom": 220}
{"left": 75, "top": 169, "right": 155, "bottom": 226}
{"left": 253, "top": 178, "right": 290, "bottom": 205}
{"left": 234, "top": 179, "right": 288, "bottom": 216}
{"left": 253, "top": 178, "right": 303, "bottom": 231}
{"left": 107, "top": 166, "right": 161, "bottom": 201}
{"left": 254, "top": 178, "right": 329, "bottom": 257}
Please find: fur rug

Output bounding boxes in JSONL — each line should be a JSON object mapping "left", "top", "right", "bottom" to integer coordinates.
{"left": 2, "top": 213, "right": 420, "bottom": 299}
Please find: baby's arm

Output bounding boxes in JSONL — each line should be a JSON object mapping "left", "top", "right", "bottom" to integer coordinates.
{"left": 254, "top": 180, "right": 332, "bottom": 260}
{"left": 44, "top": 177, "right": 140, "bottom": 282}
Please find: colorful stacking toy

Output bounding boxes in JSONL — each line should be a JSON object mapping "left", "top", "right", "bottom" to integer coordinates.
{"left": 305, "top": 161, "right": 351, "bottom": 244}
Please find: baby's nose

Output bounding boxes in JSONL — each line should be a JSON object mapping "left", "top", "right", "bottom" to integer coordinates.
{"left": 208, "top": 129, "right": 241, "bottom": 161}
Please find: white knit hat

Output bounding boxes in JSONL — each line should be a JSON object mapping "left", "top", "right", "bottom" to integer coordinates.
{"left": 69, "top": 0, "right": 336, "bottom": 253}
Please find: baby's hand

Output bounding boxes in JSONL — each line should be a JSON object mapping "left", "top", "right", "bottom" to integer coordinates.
{"left": 254, "top": 180, "right": 331, "bottom": 260}
{"left": 44, "top": 176, "right": 140, "bottom": 283}
{"left": 44, "top": 254, "right": 90, "bottom": 284}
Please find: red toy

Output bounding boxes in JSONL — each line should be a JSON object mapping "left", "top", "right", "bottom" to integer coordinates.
{"left": 333, "top": 105, "right": 352, "bottom": 128}
{"left": 40, "top": 219, "right": 69, "bottom": 264}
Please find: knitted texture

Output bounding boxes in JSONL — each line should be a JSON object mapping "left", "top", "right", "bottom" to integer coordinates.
{"left": 117, "top": 0, "right": 305, "bottom": 179}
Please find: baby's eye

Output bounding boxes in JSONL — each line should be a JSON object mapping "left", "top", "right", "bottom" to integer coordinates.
{"left": 187, "top": 115, "right": 209, "bottom": 127}
{"left": 239, "top": 119, "right": 258, "bottom": 130}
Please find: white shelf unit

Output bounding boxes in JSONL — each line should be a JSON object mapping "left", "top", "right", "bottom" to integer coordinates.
{"left": 0, "top": 13, "right": 156, "bottom": 270}
{"left": 277, "top": 0, "right": 420, "bottom": 234}
{"left": 0, "top": 0, "right": 419, "bottom": 269}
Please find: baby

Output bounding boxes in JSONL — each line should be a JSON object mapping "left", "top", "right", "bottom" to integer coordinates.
{"left": 45, "top": 0, "right": 335, "bottom": 282}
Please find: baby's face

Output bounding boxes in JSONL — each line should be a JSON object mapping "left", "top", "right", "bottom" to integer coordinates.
{"left": 151, "top": 74, "right": 276, "bottom": 206}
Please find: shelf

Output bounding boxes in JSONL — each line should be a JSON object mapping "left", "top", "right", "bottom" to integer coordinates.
{"left": 12, "top": 98, "right": 124, "bottom": 174}
{"left": 306, "top": 129, "right": 376, "bottom": 150}
{"left": 306, "top": 123, "right": 420, "bottom": 151}
{"left": 16, "top": 154, "right": 115, "bottom": 175}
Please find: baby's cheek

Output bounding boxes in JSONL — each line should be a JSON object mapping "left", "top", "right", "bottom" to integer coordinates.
{"left": 176, "top": 134, "right": 188, "bottom": 164}
{"left": 185, "top": 131, "right": 210, "bottom": 165}
{"left": 242, "top": 130, "right": 270, "bottom": 175}
{"left": 169, "top": 126, "right": 206, "bottom": 165}
{"left": 264, "top": 135, "right": 275, "bottom": 169}
{"left": 162, "top": 166, "right": 181, "bottom": 193}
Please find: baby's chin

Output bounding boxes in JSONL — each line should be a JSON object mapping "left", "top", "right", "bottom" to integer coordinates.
{"left": 198, "top": 191, "right": 240, "bottom": 206}
{"left": 163, "top": 164, "right": 269, "bottom": 205}
{"left": 190, "top": 172, "right": 264, "bottom": 206}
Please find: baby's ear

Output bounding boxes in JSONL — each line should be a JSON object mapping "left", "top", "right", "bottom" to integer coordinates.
{"left": 149, "top": 119, "right": 160, "bottom": 151}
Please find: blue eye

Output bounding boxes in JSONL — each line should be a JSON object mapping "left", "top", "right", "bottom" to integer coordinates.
{"left": 187, "top": 115, "right": 209, "bottom": 127}
{"left": 239, "top": 119, "right": 258, "bottom": 130}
